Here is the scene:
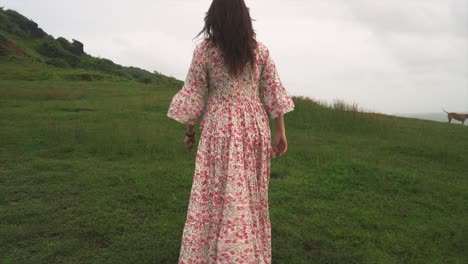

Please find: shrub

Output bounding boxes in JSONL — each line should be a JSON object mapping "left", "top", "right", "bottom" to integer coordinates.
{"left": 38, "top": 39, "right": 67, "bottom": 58}
{"left": 38, "top": 39, "right": 80, "bottom": 67}
{"left": 45, "top": 58, "right": 70, "bottom": 68}
{"left": 63, "top": 73, "right": 107, "bottom": 81}
{"left": 57, "top": 37, "right": 72, "bottom": 51}
{"left": 141, "top": 77, "right": 152, "bottom": 84}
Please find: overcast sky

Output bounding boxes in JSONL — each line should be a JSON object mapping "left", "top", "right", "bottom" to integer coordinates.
{"left": 2, "top": 0, "right": 467, "bottom": 114}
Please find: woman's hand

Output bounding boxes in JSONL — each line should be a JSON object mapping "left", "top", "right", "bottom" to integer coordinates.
{"left": 272, "top": 114, "right": 288, "bottom": 158}
{"left": 184, "top": 134, "right": 196, "bottom": 150}
{"left": 272, "top": 133, "right": 288, "bottom": 158}
{"left": 185, "top": 123, "right": 196, "bottom": 151}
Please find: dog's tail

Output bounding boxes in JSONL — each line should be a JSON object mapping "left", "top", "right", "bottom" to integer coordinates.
{"left": 442, "top": 108, "right": 449, "bottom": 113}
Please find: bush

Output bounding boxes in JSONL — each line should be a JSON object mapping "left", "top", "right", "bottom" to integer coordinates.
{"left": 124, "top": 66, "right": 158, "bottom": 84}
{"left": 45, "top": 58, "right": 70, "bottom": 68}
{"left": 38, "top": 39, "right": 80, "bottom": 67}
{"left": 39, "top": 39, "right": 67, "bottom": 57}
{"left": 57, "top": 37, "right": 72, "bottom": 51}
{"left": 141, "top": 77, "right": 152, "bottom": 84}
{"left": 62, "top": 72, "right": 107, "bottom": 81}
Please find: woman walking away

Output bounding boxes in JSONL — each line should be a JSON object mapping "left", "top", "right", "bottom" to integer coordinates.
{"left": 167, "top": 0, "right": 295, "bottom": 263}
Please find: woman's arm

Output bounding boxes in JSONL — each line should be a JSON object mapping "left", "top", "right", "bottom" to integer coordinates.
{"left": 273, "top": 114, "right": 288, "bottom": 157}
{"left": 274, "top": 114, "right": 285, "bottom": 136}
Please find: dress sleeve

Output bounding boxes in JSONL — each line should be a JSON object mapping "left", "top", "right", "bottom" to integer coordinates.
{"left": 167, "top": 43, "right": 208, "bottom": 125}
{"left": 259, "top": 46, "right": 295, "bottom": 119}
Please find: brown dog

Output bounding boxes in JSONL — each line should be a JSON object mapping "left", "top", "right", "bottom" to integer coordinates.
{"left": 443, "top": 108, "right": 468, "bottom": 125}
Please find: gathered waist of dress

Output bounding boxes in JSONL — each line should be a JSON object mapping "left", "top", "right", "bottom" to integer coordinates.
{"left": 200, "top": 94, "right": 270, "bottom": 131}
{"left": 202, "top": 91, "right": 269, "bottom": 125}
{"left": 207, "top": 91, "right": 261, "bottom": 103}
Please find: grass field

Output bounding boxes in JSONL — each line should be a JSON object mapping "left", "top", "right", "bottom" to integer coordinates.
{"left": 1, "top": 61, "right": 467, "bottom": 263}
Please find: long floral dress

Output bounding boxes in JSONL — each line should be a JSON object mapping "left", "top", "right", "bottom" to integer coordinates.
{"left": 167, "top": 39, "right": 295, "bottom": 264}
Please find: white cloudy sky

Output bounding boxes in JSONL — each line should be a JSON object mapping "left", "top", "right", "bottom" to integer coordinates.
{"left": 2, "top": 0, "right": 467, "bottom": 114}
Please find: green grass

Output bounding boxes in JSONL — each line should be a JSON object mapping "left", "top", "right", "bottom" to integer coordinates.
{"left": 1, "top": 61, "right": 467, "bottom": 263}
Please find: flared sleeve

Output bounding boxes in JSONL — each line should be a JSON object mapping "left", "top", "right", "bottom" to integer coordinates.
{"left": 259, "top": 45, "right": 295, "bottom": 119}
{"left": 167, "top": 43, "right": 208, "bottom": 125}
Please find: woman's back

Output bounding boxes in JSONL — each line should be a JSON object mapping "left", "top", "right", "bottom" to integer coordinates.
{"left": 169, "top": 39, "right": 294, "bottom": 128}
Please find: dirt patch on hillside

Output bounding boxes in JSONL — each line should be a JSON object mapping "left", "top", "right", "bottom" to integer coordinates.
{"left": 3, "top": 42, "right": 30, "bottom": 57}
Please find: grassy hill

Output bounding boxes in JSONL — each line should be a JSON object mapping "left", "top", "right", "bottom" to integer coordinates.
{"left": 1, "top": 8, "right": 467, "bottom": 264}
{"left": 397, "top": 112, "right": 468, "bottom": 125}
{"left": 0, "top": 7, "right": 180, "bottom": 86}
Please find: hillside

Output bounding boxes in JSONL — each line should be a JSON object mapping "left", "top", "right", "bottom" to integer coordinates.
{"left": 1, "top": 8, "right": 468, "bottom": 264}
{"left": 0, "top": 7, "right": 181, "bottom": 86}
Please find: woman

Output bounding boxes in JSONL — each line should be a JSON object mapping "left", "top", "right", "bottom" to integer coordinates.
{"left": 167, "top": 0, "right": 295, "bottom": 263}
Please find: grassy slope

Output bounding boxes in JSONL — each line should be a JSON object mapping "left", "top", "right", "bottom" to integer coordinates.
{"left": 0, "top": 8, "right": 178, "bottom": 86}
{"left": 0, "top": 61, "right": 467, "bottom": 264}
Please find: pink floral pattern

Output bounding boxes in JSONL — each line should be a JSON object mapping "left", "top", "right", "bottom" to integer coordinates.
{"left": 167, "top": 39, "right": 294, "bottom": 263}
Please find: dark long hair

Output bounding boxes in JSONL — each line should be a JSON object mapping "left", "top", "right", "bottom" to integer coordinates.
{"left": 195, "top": 0, "right": 256, "bottom": 77}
